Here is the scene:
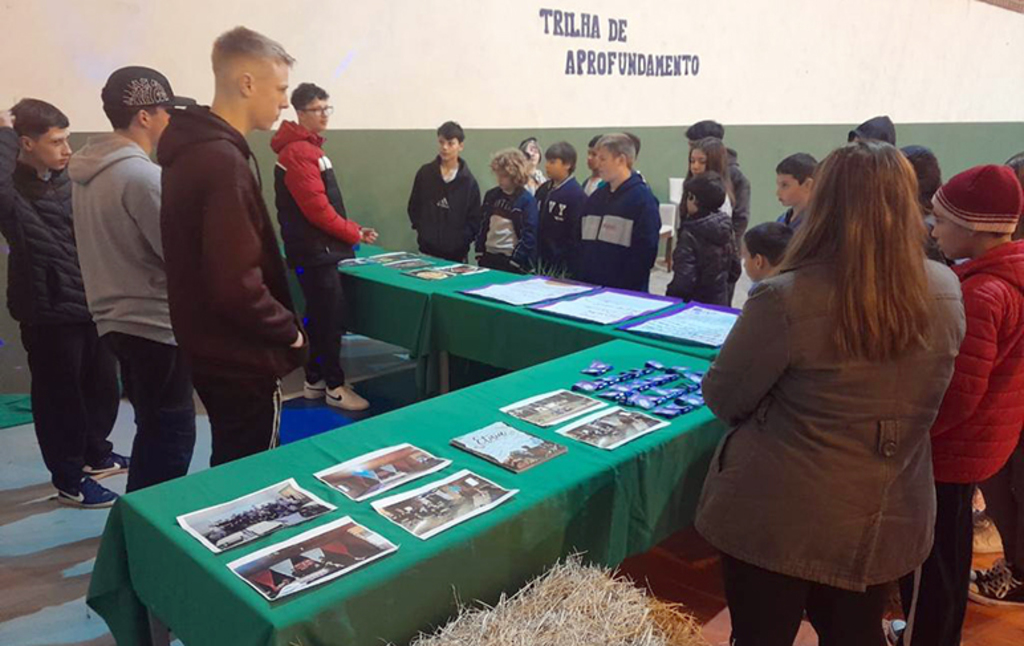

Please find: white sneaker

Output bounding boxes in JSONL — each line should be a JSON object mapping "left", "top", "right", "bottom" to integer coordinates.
{"left": 326, "top": 385, "right": 369, "bottom": 411}
{"left": 303, "top": 380, "right": 327, "bottom": 399}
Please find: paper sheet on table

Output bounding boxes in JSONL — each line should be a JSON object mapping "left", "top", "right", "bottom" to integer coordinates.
{"left": 462, "top": 277, "right": 595, "bottom": 306}
{"left": 531, "top": 290, "right": 674, "bottom": 325}
{"left": 623, "top": 305, "right": 738, "bottom": 347}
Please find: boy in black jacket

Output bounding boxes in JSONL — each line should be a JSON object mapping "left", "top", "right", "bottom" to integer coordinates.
{"left": 535, "top": 142, "right": 586, "bottom": 275}
{"left": 666, "top": 172, "right": 740, "bottom": 306}
{"left": 407, "top": 121, "right": 482, "bottom": 261}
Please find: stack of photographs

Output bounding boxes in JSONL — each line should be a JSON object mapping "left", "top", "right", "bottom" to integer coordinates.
{"left": 314, "top": 444, "right": 451, "bottom": 502}
{"left": 228, "top": 517, "right": 398, "bottom": 601}
{"left": 499, "top": 390, "right": 606, "bottom": 428}
{"left": 451, "top": 422, "right": 566, "bottom": 473}
{"left": 556, "top": 407, "right": 668, "bottom": 450}
{"left": 371, "top": 470, "right": 517, "bottom": 540}
{"left": 404, "top": 263, "right": 490, "bottom": 281}
{"left": 176, "top": 479, "right": 335, "bottom": 553}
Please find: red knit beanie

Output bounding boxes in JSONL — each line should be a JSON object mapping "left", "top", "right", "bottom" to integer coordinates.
{"left": 932, "top": 165, "right": 1024, "bottom": 234}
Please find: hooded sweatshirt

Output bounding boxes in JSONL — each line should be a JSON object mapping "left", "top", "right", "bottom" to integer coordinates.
{"left": 270, "top": 121, "right": 360, "bottom": 268}
{"left": 407, "top": 157, "right": 482, "bottom": 261}
{"left": 158, "top": 106, "right": 305, "bottom": 378}
{"left": 575, "top": 172, "right": 661, "bottom": 292}
{"left": 930, "top": 240, "right": 1024, "bottom": 483}
{"left": 667, "top": 207, "right": 741, "bottom": 305}
{"left": 69, "top": 133, "right": 174, "bottom": 345}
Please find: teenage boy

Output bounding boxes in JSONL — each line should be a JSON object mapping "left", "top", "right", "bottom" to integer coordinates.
{"left": 899, "top": 165, "right": 1024, "bottom": 646}
{"left": 271, "top": 82, "right": 377, "bottom": 411}
{"left": 574, "top": 133, "right": 660, "bottom": 292}
{"left": 159, "top": 27, "right": 307, "bottom": 467}
{"left": 407, "top": 121, "right": 482, "bottom": 262}
{"left": 70, "top": 67, "right": 196, "bottom": 492}
{"left": 774, "top": 153, "right": 817, "bottom": 229}
{"left": 535, "top": 141, "right": 587, "bottom": 275}
{"left": 581, "top": 134, "right": 603, "bottom": 196}
{"left": 742, "top": 222, "right": 794, "bottom": 287}
{"left": 0, "top": 100, "right": 122, "bottom": 507}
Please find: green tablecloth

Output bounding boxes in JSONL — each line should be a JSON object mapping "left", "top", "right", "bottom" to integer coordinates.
{"left": 0, "top": 394, "right": 33, "bottom": 429}
{"left": 340, "top": 246, "right": 719, "bottom": 368}
{"left": 88, "top": 340, "right": 725, "bottom": 646}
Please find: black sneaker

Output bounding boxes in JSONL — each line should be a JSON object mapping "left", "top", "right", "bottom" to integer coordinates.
{"left": 57, "top": 476, "right": 118, "bottom": 509}
{"left": 969, "top": 559, "right": 1024, "bottom": 606}
{"left": 83, "top": 452, "right": 130, "bottom": 477}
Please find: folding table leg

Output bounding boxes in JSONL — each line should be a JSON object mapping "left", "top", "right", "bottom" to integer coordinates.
{"left": 148, "top": 609, "right": 171, "bottom": 646}
{"left": 439, "top": 351, "right": 450, "bottom": 394}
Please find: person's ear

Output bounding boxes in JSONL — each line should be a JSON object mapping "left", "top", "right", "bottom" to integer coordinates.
{"left": 239, "top": 71, "right": 256, "bottom": 98}
{"left": 18, "top": 135, "right": 34, "bottom": 154}
{"left": 137, "top": 109, "right": 151, "bottom": 129}
{"left": 803, "top": 177, "right": 815, "bottom": 192}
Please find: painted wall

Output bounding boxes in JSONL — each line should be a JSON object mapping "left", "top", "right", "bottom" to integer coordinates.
{"left": 1, "top": 0, "right": 1023, "bottom": 391}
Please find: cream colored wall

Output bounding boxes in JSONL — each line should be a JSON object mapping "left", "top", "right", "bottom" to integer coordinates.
{"left": 0, "top": 0, "right": 1021, "bottom": 131}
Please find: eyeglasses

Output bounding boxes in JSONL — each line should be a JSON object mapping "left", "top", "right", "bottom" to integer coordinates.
{"left": 300, "top": 106, "right": 334, "bottom": 117}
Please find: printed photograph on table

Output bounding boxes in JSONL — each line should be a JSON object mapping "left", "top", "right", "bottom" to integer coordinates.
{"left": 370, "top": 251, "right": 422, "bottom": 265}
{"left": 557, "top": 407, "right": 669, "bottom": 450}
{"left": 384, "top": 258, "right": 434, "bottom": 271}
{"left": 371, "top": 469, "right": 518, "bottom": 540}
{"left": 451, "top": 422, "right": 567, "bottom": 473}
{"left": 338, "top": 257, "right": 376, "bottom": 268}
{"left": 500, "top": 389, "right": 606, "bottom": 428}
{"left": 176, "top": 479, "right": 336, "bottom": 553}
{"left": 437, "top": 263, "right": 489, "bottom": 277}
{"left": 314, "top": 443, "right": 452, "bottom": 502}
{"left": 530, "top": 289, "right": 677, "bottom": 326}
{"left": 403, "top": 267, "right": 451, "bottom": 281}
{"left": 227, "top": 516, "right": 398, "bottom": 601}
{"left": 621, "top": 304, "right": 739, "bottom": 347}
{"left": 462, "top": 276, "right": 596, "bottom": 306}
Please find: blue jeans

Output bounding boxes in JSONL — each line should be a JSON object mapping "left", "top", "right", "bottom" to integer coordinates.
{"left": 106, "top": 332, "right": 196, "bottom": 492}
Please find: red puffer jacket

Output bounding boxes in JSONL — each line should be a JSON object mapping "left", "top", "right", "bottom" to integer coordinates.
{"left": 931, "top": 241, "right": 1024, "bottom": 483}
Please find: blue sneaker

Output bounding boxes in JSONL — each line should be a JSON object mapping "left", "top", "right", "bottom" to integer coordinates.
{"left": 57, "top": 476, "right": 118, "bottom": 509}
{"left": 83, "top": 452, "right": 130, "bottom": 477}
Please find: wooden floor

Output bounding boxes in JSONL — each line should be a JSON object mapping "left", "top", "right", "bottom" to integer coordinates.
{"left": 619, "top": 527, "right": 1024, "bottom": 645}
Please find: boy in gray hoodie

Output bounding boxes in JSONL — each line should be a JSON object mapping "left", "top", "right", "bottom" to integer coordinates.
{"left": 69, "top": 67, "right": 196, "bottom": 492}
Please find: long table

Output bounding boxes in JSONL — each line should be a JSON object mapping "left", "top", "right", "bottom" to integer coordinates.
{"left": 88, "top": 340, "right": 726, "bottom": 646}
{"left": 338, "top": 247, "right": 721, "bottom": 388}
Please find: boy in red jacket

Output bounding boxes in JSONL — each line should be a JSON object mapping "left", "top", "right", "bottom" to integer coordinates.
{"left": 898, "top": 165, "right": 1024, "bottom": 645}
{"left": 272, "top": 82, "right": 377, "bottom": 411}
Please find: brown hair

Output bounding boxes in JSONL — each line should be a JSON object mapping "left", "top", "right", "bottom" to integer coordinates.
{"left": 688, "top": 137, "right": 734, "bottom": 203}
{"left": 781, "top": 141, "right": 931, "bottom": 362}
{"left": 212, "top": 26, "right": 295, "bottom": 73}
{"left": 490, "top": 148, "right": 530, "bottom": 189}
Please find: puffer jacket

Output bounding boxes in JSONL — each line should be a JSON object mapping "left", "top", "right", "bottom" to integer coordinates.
{"left": 666, "top": 207, "right": 740, "bottom": 306}
{"left": 930, "top": 240, "right": 1024, "bottom": 483}
{"left": 0, "top": 127, "right": 91, "bottom": 325}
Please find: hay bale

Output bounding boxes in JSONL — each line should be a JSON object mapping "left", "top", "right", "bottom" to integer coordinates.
{"left": 406, "top": 555, "right": 706, "bottom": 646}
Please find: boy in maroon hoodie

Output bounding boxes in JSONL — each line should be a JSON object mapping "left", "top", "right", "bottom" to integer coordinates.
{"left": 159, "top": 27, "right": 306, "bottom": 466}
{"left": 271, "top": 82, "right": 377, "bottom": 411}
{"left": 898, "top": 165, "right": 1024, "bottom": 645}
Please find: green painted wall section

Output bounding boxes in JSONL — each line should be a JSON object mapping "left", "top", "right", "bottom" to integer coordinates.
{"left": 2, "top": 122, "right": 1023, "bottom": 392}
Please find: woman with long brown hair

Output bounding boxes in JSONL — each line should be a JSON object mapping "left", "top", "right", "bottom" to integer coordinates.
{"left": 694, "top": 141, "right": 967, "bottom": 645}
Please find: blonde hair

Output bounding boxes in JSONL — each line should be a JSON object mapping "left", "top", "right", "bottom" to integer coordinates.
{"left": 782, "top": 141, "right": 931, "bottom": 362}
{"left": 490, "top": 148, "right": 531, "bottom": 189}
{"left": 212, "top": 26, "right": 295, "bottom": 74}
{"left": 596, "top": 133, "right": 636, "bottom": 167}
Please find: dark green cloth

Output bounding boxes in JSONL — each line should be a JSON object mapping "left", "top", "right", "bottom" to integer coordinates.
{"left": 0, "top": 394, "right": 32, "bottom": 429}
{"left": 88, "top": 340, "right": 725, "bottom": 646}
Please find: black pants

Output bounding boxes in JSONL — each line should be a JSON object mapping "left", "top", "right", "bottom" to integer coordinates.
{"left": 192, "top": 372, "right": 281, "bottom": 467}
{"left": 297, "top": 264, "right": 348, "bottom": 389}
{"left": 899, "top": 482, "right": 975, "bottom": 646}
{"left": 479, "top": 252, "right": 524, "bottom": 274}
{"left": 105, "top": 332, "right": 196, "bottom": 492}
{"left": 20, "top": 322, "right": 119, "bottom": 491}
{"left": 981, "top": 438, "right": 1024, "bottom": 572}
{"left": 721, "top": 553, "right": 888, "bottom": 646}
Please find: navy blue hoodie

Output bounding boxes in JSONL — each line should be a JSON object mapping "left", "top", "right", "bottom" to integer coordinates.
{"left": 475, "top": 186, "right": 538, "bottom": 270}
{"left": 575, "top": 172, "right": 660, "bottom": 292}
{"left": 535, "top": 176, "right": 586, "bottom": 273}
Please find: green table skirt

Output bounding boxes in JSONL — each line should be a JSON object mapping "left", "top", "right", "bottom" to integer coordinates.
{"left": 88, "top": 340, "right": 725, "bottom": 646}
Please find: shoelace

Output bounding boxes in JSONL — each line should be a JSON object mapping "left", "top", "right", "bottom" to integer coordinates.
{"left": 979, "top": 562, "right": 1023, "bottom": 599}
{"left": 976, "top": 558, "right": 1009, "bottom": 585}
